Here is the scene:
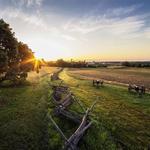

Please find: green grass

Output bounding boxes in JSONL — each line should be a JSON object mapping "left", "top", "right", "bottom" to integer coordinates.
{"left": 1, "top": 68, "right": 150, "bottom": 150}
{"left": 0, "top": 75, "right": 51, "bottom": 150}
{"left": 57, "top": 69, "right": 150, "bottom": 149}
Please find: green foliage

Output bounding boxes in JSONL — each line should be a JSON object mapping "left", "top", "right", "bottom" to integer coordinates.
{"left": 0, "top": 19, "right": 35, "bottom": 85}
{"left": 0, "top": 50, "right": 8, "bottom": 71}
{"left": 122, "top": 61, "right": 150, "bottom": 67}
{"left": 47, "top": 59, "right": 87, "bottom": 68}
{"left": 0, "top": 19, "right": 18, "bottom": 73}
{"left": 18, "top": 42, "right": 35, "bottom": 72}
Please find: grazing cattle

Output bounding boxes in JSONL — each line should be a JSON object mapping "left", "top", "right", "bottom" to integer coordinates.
{"left": 128, "top": 84, "right": 145, "bottom": 95}
{"left": 93, "top": 80, "right": 104, "bottom": 87}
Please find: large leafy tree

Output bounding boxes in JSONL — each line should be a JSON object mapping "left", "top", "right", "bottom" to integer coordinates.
{"left": 0, "top": 19, "right": 18, "bottom": 73}
{"left": 0, "top": 19, "right": 36, "bottom": 85}
{"left": 18, "top": 42, "right": 35, "bottom": 71}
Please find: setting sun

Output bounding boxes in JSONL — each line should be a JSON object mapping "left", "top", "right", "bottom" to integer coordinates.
{"left": 1, "top": 0, "right": 150, "bottom": 61}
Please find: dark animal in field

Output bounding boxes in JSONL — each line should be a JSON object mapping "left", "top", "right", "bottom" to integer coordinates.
{"left": 128, "top": 84, "right": 145, "bottom": 95}
{"left": 93, "top": 80, "right": 104, "bottom": 87}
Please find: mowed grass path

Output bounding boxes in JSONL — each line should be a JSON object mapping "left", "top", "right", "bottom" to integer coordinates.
{"left": 0, "top": 67, "right": 58, "bottom": 150}
{"left": 59, "top": 69, "right": 150, "bottom": 149}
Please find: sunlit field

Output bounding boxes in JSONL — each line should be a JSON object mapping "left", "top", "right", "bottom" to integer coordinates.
{"left": 0, "top": 67, "right": 58, "bottom": 149}
{"left": 27, "top": 67, "right": 59, "bottom": 83}
{"left": 56, "top": 69, "right": 150, "bottom": 149}
{"left": 68, "top": 67, "right": 150, "bottom": 89}
{"left": 0, "top": 67, "right": 150, "bottom": 150}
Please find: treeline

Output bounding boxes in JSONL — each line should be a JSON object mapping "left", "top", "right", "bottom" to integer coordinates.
{"left": 47, "top": 59, "right": 150, "bottom": 68}
{"left": 122, "top": 61, "right": 150, "bottom": 67}
{"left": 0, "top": 19, "right": 39, "bottom": 86}
{"left": 47, "top": 59, "right": 87, "bottom": 68}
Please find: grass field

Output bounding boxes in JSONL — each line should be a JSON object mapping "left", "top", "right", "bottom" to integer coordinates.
{"left": 0, "top": 67, "right": 58, "bottom": 150}
{"left": 0, "top": 67, "right": 150, "bottom": 150}
{"left": 68, "top": 67, "right": 150, "bottom": 89}
{"left": 57, "top": 69, "right": 150, "bottom": 149}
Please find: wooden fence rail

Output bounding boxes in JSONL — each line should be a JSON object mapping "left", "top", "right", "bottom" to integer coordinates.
{"left": 48, "top": 81, "right": 97, "bottom": 150}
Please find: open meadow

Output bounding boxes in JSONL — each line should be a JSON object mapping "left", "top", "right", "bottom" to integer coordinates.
{"left": 68, "top": 67, "right": 150, "bottom": 90}
{"left": 0, "top": 67, "right": 58, "bottom": 150}
{"left": 0, "top": 67, "right": 150, "bottom": 150}
{"left": 57, "top": 68, "right": 150, "bottom": 149}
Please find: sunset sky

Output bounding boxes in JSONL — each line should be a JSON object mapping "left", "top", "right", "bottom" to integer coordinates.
{"left": 0, "top": 0, "right": 150, "bottom": 61}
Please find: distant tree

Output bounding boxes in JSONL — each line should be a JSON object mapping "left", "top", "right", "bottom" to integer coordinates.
{"left": 122, "top": 61, "right": 130, "bottom": 67}
{"left": 56, "top": 59, "right": 68, "bottom": 67}
{"left": 47, "top": 59, "right": 87, "bottom": 68}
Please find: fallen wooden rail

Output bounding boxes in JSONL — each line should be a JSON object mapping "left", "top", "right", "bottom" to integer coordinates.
{"left": 48, "top": 101, "right": 96, "bottom": 150}
{"left": 48, "top": 82, "right": 97, "bottom": 150}
{"left": 51, "top": 68, "right": 63, "bottom": 81}
{"left": 55, "top": 109, "right": 82, "bottom": 124}
{"left": 52, "top": 91, "right": 72, "bottom": 105}
{"left": 64, "top": 101, "right": 96, "bottom": 150}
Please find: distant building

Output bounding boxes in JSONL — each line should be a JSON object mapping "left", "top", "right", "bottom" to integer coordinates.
{"left": 86, "top": 61, "right": 99, "bottom": 67}
{"left": 86, "top": 61, "right": 108, "bottom": 67}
